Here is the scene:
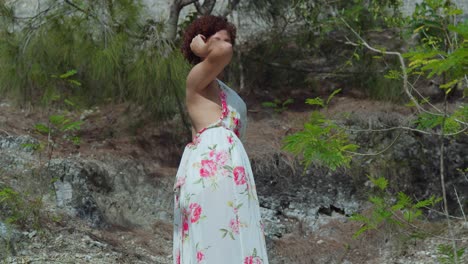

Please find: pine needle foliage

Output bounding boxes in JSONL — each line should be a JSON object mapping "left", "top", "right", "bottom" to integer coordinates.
{"left": 283, "top": 89, "right": 359, "bottom": 171}
{"left": 0, "top": 186, "right": 43, "bottom": 230}
{"left": 0, "top": 0, "right": 189, "bottom": 120}
{"left": 437, "top": 244, "right": 466, "bottom": 264}
{"left": 350, "top": 175, "right": 442, "bottom": 239}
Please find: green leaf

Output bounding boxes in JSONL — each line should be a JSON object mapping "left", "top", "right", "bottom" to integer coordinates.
{"left": 352, "top": 225, "right": 370, "bottom": 239}
{"left": 49, "top": 115, "right": 66, "bottom": 126}
{"left": 414, "top": 113, "right": 443, "bottom": 130}
{"left": 193, "top": 178, "right": 203, "bottom": 184}
{"left": 20, "top": 143, "right": 40, "bottom": 151}
{"left": 368, "top": 175, "right": 388, "bottom": 191}
{"left": 220, "top": 229, "right": 228, "bottom": 238}
{"left": 353, "top": 52, "right": 360, "bottom": 61}
{"left": 326, "top": 89, "right": 341, "bottom": 105}
{"left": 349, "top": 213, "right": 369, "bottom": 224}
{"left": 261, "top": 102, "right": 278, "bottom": 108}
{"left": 403, "top": 210, "right": 416, "bottom": 222}
{"left": 369, "top": 196, "right": 384, "bottom": 206}
{"left": 70, "top": 136, "right": 81, "bottom": 145}
{"left": 61, "top": 121, "right": 83, "bottom": 132}
{"left": 396, "top": 192, "right": 412, "bottom": 208}
{"left": 282, "top": 98, "right": 294, "bottom": 106}
{"left": 34, "top": 123, "right": 50, "bottom": 134}
{"left": 59, "top": 69, "right": 77, "bottom": 79}
{"left": 446, "top": 8, "right": 463, "bottom": 16}
{"left": 305, "top": 98, "right": 324, "bottom": 107}
{"left": 68, "top": 79, "right": 82, "bottom": 87}
{"left": 439, "top": 79, "right": 459, "bottom": 93}
{"left": 384, "top": 70, "right": 401, "bottom": 80}
{"left": 64, "top": 99, "right": 76, "bottom": 107}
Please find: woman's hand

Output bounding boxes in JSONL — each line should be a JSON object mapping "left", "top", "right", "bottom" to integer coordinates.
{"left": 186, "top": 30, "right": 233, "bottom": 92}
{"left": 190, "top": 34, "right": 209, "bottom": 58}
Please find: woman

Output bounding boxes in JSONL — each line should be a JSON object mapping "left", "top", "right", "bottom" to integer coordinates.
{"left": 173, "top": 15, "right": 269, "bottom": 264}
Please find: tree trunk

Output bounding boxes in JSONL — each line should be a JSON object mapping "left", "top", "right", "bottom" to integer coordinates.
{"left": 167, "top": 0, "right": 198, "bottom": 41}
{"left": 167, "top": 2, "right": 181, "bottom": 40}
{"left": 221, "top": 0, "right": 241, "bottom": 17}
{"left": 194, "top": 0, "right": 216, "bottom": 16}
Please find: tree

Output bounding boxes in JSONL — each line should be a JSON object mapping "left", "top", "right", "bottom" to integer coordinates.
{"left": 0, "top": 0, "right": 190, "bottom": 121}
{"left": 166, "top": 0, "right": 241, "bottom": 40}
{"left": 284, "top": 1, "right": 467, "bottom": 262}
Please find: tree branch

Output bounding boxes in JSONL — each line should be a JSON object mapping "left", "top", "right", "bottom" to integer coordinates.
{"left": 391, "top": 212, "right": 466, "bottom": 241}
{"left": 341, "top": 18, "right": 468, "bottom": 129}
{"left": 180, "top": 0, "right": 198, "bottom": 8}
{"left": 221, "top": 0, "right": 241, "bottom": 17}
{"left": 340, "top": 18, "right": 424, "bottom": 114}
{"left": 194, "top": 0, "right": 216, "bottom": 15}
{"left": 343, "top": 124, "right": 467, "bottom": 137}
{"left": 453, "top": 187, "right": 467, "bottom": 223}
{"left": 344, "top": 131, "right": 401, "bottom": 156}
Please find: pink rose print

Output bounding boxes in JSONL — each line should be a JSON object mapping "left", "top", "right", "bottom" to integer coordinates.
{"left": 232, "top": 117, "right": 241, "bottom": 137}
{"left": 182, "top": 218, "right": 189, "bottom": 238}
{"left": 175, "top": 177, "right": 185, "bottom": 188}
{"left": 209, "top": 149, "right": 216, "bottom": 158}
{"left": 233, "top": 117, "right": 240, "bottom": 126}
{"left": 229, "top": 218, "right": 240, "bottom": 234}
{"left": 233, "top": 166, "right": 247, "bottom": 185}
{"left": 234, "top": 128, "right": 240, "bottom": 137}
{"left": 244, "top": 248, "right": 263, "bottom": 264}
{"left": 194, "top": 243, "right": 210, "bottom": 263}
{"left": 244, "top": 256, "right": 263, "bottom": 264}
{"left": 196, "top": 251, "right": 205, "bottom": 263}
{"left": 220, "top": 92, "right": 228, "bottom": 117}
{"left": 215, "top": 150, "right": 229, "bottom": 166}
{"left": 209, "top": 150, "right": 229, "bottom": 166}
{"left": 176, "top": 251, "right": 181, "bottom": 264}
{"left": 189, "top": 203, "right": 202, "bottom": 223}
{"left": 244, "top": 256, "right": 253, "bottom": 264}
{"left": 200, "top": 159, "right": 217, "bottom": 177}
{"left": 227, "top": 135, "right": 233, "bottom": 144}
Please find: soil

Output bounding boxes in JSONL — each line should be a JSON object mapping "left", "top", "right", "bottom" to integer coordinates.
{"left": 1, "top": 97, "right": 467, "bottom": 264}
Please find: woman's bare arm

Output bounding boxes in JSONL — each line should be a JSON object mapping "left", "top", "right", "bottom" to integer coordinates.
{"left": 186, "top": 35, "right": 233, "bottom": 92}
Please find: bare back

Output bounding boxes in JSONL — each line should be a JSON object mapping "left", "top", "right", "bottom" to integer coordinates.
{"left": 186, "top": 80, "right": 222, "bottom": 134}
{"left": 185, "top": 30, "right": 233, "bottom": 139}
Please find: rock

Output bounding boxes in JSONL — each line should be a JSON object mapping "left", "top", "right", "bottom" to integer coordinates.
{"left": 46, "top": 156, "right": 174, "bottom": 229}
{"left": 0, "top": 135, "right": 38, "bottom": 152}
{"left": 0, "top": 221, "right": 22, "bottom": 256}
{"left": 48, "top": 159, "right": 106, "bottom": 228}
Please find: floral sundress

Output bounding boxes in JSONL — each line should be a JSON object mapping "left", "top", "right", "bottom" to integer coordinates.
{"left": 173, "top": 79, "right": 269, "bottom": 264}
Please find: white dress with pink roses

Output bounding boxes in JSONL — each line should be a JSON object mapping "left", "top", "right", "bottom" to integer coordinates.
{"left": 173, "top": 79, "right": 269, "bottom": 264}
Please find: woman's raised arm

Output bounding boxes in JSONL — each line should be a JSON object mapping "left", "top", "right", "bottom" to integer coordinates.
{"left": 186, "top": 34, "right": 233, "bottom": 92}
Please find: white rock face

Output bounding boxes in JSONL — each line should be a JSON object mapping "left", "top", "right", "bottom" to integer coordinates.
{"left": 7, "top": 0, "right": 468, "bottom": 42}
{"left": 11, "top": 0, "right": 468, "bottom": 19}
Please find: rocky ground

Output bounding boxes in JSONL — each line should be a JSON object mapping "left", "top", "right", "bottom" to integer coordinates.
{"left": 0, "top": 97, "right": 467, "bottom": 263}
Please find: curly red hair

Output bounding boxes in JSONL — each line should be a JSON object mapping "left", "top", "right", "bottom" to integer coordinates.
{"left": 181, "top": 15, "right": 236, "bottom": 65}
